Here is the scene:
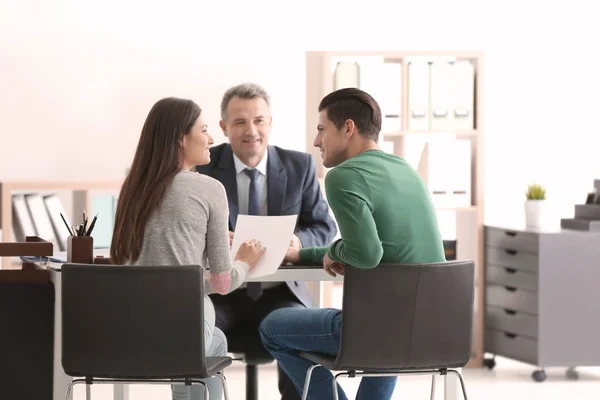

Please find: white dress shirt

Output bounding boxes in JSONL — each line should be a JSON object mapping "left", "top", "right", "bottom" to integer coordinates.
{"left": 232, "top": 152, "right": 283, "bottom": 290}
{"left": 233, "top": 152, "right": 268, "bottom": 216}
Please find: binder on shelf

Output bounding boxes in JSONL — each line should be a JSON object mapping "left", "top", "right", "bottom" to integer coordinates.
{"left": 24, "top": 193, "right": 60, "bottom": 251}
{"left": 43, "top": 194, "right": 69, "bottom": 252}
{"left": 429, "top": 61, "right": 454, "bottom": 131}
{"left": 453, "top": 60, "right": 475, "bottom": 130}
{"left": 12, "top": 194, "right": 37, "bottom": 242}
{"left": 359, "top": 60, "right": 403, "bottom": 132}
{"left": 380, "top": 63, "right": 403, "bottom": 132}
{"left": 407, "top": 61, "right": 430, "bottom": 131}
{"left": 334, "top": 62, "right": 360, "bottom": 90}
{"left": 416, "top": 138, "right": 472, "bottom": 208}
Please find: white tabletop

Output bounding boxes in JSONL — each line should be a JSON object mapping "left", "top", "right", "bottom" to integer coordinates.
{"left": 44, "top": 248, "right": 342, "bottom": 282}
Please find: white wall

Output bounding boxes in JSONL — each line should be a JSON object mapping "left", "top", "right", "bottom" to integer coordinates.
{"left": 1, "top": 0, "right": 599, "bottom": 228}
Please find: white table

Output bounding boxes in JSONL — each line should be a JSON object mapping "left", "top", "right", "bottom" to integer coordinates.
{"left": 46, "top": 252, "right": 460, "bottom": 400}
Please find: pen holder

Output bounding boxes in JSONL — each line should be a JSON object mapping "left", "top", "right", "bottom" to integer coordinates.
{"left": 67, "top": 236, "right": 94, "bottom": 264}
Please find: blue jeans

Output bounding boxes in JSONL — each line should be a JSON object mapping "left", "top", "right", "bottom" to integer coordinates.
{"left": 259, "top": 308, "right": 397, "bottom": 400}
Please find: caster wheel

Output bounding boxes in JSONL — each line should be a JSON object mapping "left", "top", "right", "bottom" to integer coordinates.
{"left": 532, "top": 369, "right": 546, "bottom": 382}
{"left": 566, "top": 367, "right": 579, "bottom": 380}
{"left": 483, "top": 357, "right": 496, "bottom": 370}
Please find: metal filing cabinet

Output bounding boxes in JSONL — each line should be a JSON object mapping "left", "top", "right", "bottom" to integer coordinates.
{"left": 483, "top": 225, "right": 600, "bottom": 382}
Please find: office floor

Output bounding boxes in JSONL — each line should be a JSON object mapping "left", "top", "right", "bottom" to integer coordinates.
{"left": 70, "top": 356, "right": 600, "bottom": 400}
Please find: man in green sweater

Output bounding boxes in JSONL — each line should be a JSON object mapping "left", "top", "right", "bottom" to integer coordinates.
{"left": 259, "top": 88, "right": 445, "bottom": 400}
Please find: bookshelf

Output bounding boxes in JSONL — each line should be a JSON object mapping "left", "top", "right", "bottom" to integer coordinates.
{"left": 306, "top": 50, "right": 484, "bottom": 368}
{"left": 0, "top": 180, "right": 122, "bottom": 269}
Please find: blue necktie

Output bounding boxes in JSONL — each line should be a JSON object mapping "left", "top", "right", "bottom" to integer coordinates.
{"left": 244, "top": 168, "right": 261, "bottom": 216}
{"left": 243, "top": 168, "right": 263, "bottom": 300}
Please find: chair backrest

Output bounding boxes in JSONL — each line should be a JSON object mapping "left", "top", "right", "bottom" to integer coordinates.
{"left": 337, "top": 260, "right": 475, "bottom": 370}
{"left": 61, "top": 263, "right": 208, "bottom": 379}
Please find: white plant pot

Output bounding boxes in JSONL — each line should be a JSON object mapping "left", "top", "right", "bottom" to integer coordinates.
{"left": 525, "top": 200, "right": 546, "bottom": 229}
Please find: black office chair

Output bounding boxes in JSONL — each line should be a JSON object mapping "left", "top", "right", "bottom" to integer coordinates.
{"left": 299, "top": 260, "right": 475, "bottom": 400}
{"left": 61, "top": 263, "right": 232, "bottom": 400}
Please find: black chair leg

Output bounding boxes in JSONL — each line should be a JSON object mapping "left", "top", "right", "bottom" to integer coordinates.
{"left": 246, "top": 364, "right": 258, "bottom": 400}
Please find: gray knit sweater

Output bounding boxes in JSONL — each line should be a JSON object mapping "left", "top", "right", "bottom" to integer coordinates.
{"left": 132, "top": 170, "right": 249, "bottom": 331}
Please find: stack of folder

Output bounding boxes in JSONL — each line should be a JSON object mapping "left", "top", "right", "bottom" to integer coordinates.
{"left": 561, "top": 179, "right": 600, "bottom": 231}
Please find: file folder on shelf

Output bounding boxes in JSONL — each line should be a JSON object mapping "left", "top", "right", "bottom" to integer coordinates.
{"left": 334, "top": 61, "right": 360, "bottom": 90}
{"left": 453, "top": 60, "right": 475, "bottom": 130}
{"left": 416, "top": 138, "right": 472, "bottom": 208}
{"left": 12, "top": 194, "right": 37, "bottom": 242}
{"left": 24, "top": 193, "right": 60, "bottom": 251}
{"left": 407, "top": 61, "right": 430, "bottom": 131}
{"left": 429, "top": 61, "right": 454, "bottom": 131}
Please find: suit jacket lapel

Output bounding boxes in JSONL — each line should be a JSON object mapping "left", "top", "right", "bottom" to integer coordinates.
{"left": 267, "top": 146, "right": 287, "bottom": 215}
{"left": 216, "top": 145, "right": 239, "bottom": 229}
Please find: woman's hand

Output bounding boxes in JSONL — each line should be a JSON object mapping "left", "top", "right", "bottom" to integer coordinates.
{"left": 235, "top": 239, "right": 266, "bottom": 270}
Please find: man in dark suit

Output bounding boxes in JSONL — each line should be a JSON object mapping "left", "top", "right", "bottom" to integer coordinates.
{"left": 197, "top": 83, "right": 337, "bottom": 399}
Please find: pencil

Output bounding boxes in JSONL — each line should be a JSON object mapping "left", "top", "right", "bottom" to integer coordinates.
{"left": 60, "top": 213, "right": 73, "bottom": 236}
{"left": 86, "top": 214, "right": 98, "bottom": 236}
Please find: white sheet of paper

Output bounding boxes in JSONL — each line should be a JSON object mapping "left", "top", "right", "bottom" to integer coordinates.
{"left": 230, "top": 214, "right": 298, "bottom": 279}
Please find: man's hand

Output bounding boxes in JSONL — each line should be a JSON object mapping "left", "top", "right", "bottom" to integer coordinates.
{"left": 284, "top": 246, "right": 301, "bottom": 264}
{"left": 289, "top": 234, "right": 302, "bottom": 249}
{"left": 323, "top": 253, "right": 345, "bottom": 277}
{"left": 229, "top": 231, "right": 234, "bottom": 247}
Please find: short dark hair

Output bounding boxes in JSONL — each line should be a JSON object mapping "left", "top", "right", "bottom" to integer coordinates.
{"left": 318, "top": 88, "right": 382, "bottom": 141}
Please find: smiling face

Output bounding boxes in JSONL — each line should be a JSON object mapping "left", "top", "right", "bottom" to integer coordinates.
{"left": 220, "top": 96, "right": 271, "bottom": 167}
{"left": 181, "top": 116, "right": 213, "bottom": 169}
{"left": 314, "top": 109, "right": 350, "bottom": 168}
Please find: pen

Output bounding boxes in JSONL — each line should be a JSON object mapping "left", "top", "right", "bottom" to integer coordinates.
{"left": 86, "top": 214, "right": 98, "bottom": 236}
{"left": 60, "top": 213, "right": 73, "bottom": 236}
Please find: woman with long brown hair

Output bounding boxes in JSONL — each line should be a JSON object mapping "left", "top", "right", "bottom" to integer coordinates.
{"left": 111, "top": 97, "right": 265, "bottom": 400}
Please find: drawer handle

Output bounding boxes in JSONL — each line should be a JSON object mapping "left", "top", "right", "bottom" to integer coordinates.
{"left": 504, "top": 231, "right": 517, "bottom": 237}
{"left": 505, "top": 249, "right": 518, "bottom": 255}
{"left": 504, "top": 332, "right": 517, "bottom": 339}
{"left": 504, "top": 286, "right": 517, "bottom": 292}
{"left": 504, "top": 267, "right": 517, "bottom": 274}
{"left": 504, "top": 309, "right": 517, "bottom": 315}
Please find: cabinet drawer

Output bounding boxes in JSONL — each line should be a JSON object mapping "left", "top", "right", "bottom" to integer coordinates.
{"left": 485, "top": 328, "right": 538, "bottom": 365}
{"left": 485, "top": 306, "right": 538, "bottom": 339}
{"left": 485, "top": 226, "right": 539, "bottom": 253}
{"left": 486, "top": 284, "right": 538, "bottom": 315}
{"left": 486, "top": 265, "right": 538, "bottom": 292}
{"left": 485, "top": 248, "right": 538, "bottom": 273}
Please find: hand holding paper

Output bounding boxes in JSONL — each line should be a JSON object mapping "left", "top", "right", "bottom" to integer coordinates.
{"left": 230, "top": 214, "right": 298, "bottom": 279}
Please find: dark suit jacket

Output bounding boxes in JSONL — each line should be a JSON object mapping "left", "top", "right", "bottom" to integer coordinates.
{"left": 196, "top": 143, "right": 337, "bottom": 307}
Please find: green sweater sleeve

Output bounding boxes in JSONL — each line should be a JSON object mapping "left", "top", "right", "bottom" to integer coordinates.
{"left": 324, "top": 167, "right": 383, "bottom": 269}
{"left": 299, "top": 246, "right": 328, "bottom": 266}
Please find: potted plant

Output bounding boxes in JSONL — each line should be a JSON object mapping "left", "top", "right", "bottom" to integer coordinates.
{"left": 525, "top": 183, "right": 546, "bottom": 229}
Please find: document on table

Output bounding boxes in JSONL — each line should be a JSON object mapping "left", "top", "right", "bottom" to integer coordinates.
{"left": 230, "top": 214, "right": 298, "bottom": 279}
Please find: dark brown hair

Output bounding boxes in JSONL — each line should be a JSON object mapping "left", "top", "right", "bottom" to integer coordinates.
{"left": 110, "top": 97, "right": 201, "bottom": 264}
{"left": 318, "top": 88, "right": 382, "bottom": 141}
